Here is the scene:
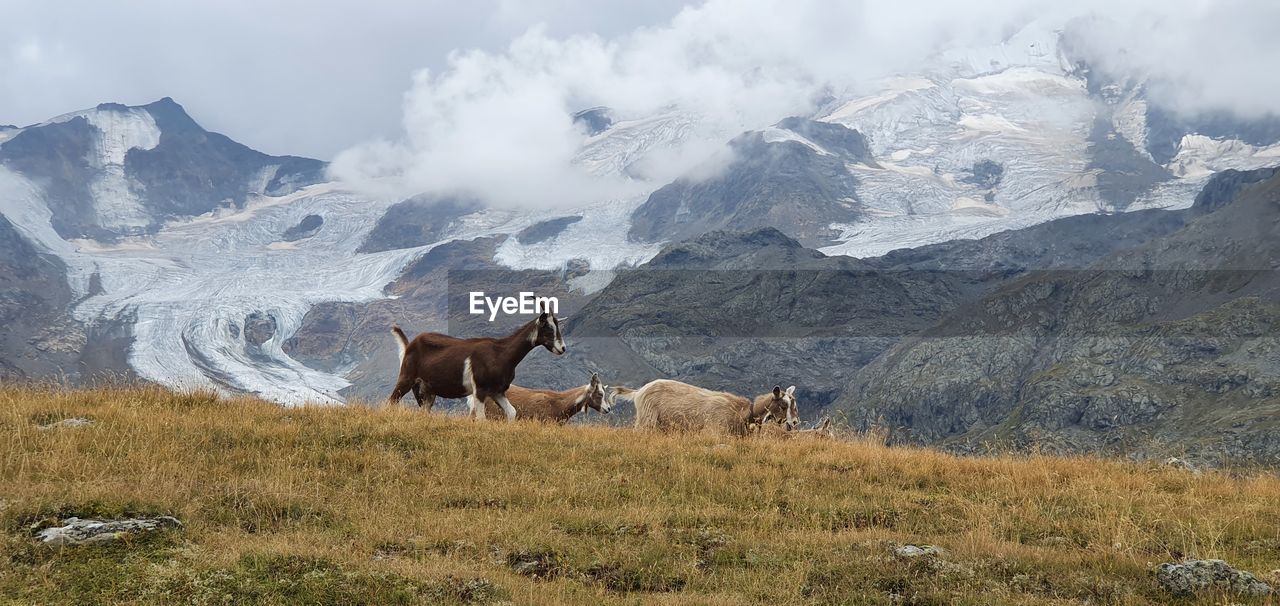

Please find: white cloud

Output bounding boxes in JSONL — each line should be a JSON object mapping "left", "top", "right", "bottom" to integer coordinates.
{"left": 333, "top": 0, "right": 1280, "bottom": 210}
{"left": 4, "top": 0, "right": 1276, "bottom": 180}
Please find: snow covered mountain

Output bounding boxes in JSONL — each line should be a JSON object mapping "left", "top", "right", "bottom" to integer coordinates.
{"left": 2, "top": 21, "right": 1279, "bottom": 404}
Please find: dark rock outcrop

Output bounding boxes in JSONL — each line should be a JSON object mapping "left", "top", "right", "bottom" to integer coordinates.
{"left": 774, "top": 117, "right": 878, "bottom": 166}
{"left": 516, "top": 216, "right": 582, "bottom": 245}
{"left": 243, "top": 312, "right": 277, "bottom": 346}
{"left": 357, "top": 194, "right": 481, "bottom": 254}
{"left": 125, "top": 98, "right": 326, "bottom": 219}
{"left": 572, "top": 107, "right": 614, "bottom": 136}
{"left": 282, "top": 214, "right": 324, "bottom": 241}
{"left": 961, "top": 159, "right": 1004, "bottom": 190}
{"left": 628, "top": 127, "right": 866, "bottom": 246}
{"left": 0, "top": 214, "right": 80, "bottom": 378}
{"left": 1191, "top": 166, "right": 1280, "bottom": 215}
{"left": 1086, "top": 115, "right": 1171, "bottom": 210}
{"left": 0, "top": 117, "right": 105, "bottom": 239}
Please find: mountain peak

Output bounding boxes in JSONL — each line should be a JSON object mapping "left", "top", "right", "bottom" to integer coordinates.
{"left": 138, "top": 97, "right": 201, "bottom": 132}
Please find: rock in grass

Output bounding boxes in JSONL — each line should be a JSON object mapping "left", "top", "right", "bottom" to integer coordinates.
{"left": 894, "top": 544, "right": 945, "bottom": 558}
{"left": 37, "top": 417, "right": 94, "bottom": 430}
{"left": 35, "top": 516, "right": 182, "bottom": 546}
{"left": 1156, "top": 559, "right": 1272, "bottom": 597}
{"left": 1163, "top": 457, "right": 1203, "bottom": 474}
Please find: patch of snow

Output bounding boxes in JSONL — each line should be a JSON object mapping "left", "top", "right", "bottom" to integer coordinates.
{"left": 951, "top": 196, "right": 1009, "bottom": 216}
{"left": 761, "top": 127, "right": 829, "bottom": 155}
{"left": 573, "top": 110, "right": 705, "bottom": 178}
{"left": 1113, "top": 95, "right": 1153, "bottom": 163}
{"left": 819, "top": 77, "right": 936, "bottom": 123}
{"left": 952, "top": 67, "right": 1082, "bottom": 97}
{"left": 958, "top": 113, "right": 1028, "bottom": 136}
{"left": 1167, "top": 135, "right": 1280, "bottom": 179}
{"left": 493, "top": 194, "right": 663, "bottom": 273}
{"left": 81, "top": 107, "right": 162, "bottom": 233}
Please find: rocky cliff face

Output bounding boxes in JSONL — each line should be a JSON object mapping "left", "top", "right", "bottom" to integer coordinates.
{"left": 838, "top": 168, "right": 1280, "bottom": 466}
{"left": 0, "top": 214, "right": 77, "bottom": 378}
{"left": 0, "top": 215, "right": 134, "bottom": 381}
{"left": 628, "top": 119, "right": 873, "bottom": 247}
{"left": 562, "top": 196, "right": 1198, "bottom": 414}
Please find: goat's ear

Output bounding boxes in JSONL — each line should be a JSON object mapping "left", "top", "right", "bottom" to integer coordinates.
{"left": 772, "top": 385, "right": 782, "bottom": 398}
{"left": 785, "top": 385, "right": 796, "bottom": 396}
{"left": 589, "top": 372, "right": 599, "bottom": 386}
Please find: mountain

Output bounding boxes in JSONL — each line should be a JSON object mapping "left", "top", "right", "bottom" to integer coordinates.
{"left": 837, "top": 168, "right": 1280, "bottom": 465}
{"left": 628, "top": 119, "right": 874, "bottom": 246}
{"left": 0, "top": 98, "right": 325, "bottom": 240}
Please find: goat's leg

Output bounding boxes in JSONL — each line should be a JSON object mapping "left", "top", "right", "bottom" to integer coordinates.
{"left": 493, "top": 393, "right": 517, "bottom": 422}
{"left": 411, "top": 378, "right": 436, "bottom": 412}
{"left": 387, "top": 377, "right": 415, "bottom": 407}
{"left": 467, "top": 393, "right": 486, "bottom": 420}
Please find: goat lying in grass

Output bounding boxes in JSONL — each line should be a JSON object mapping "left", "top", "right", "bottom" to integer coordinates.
{"left": 613, "top": 380, "right": 800, "bottom": 436}
{"left": 752, "top": 417, "right": 834, "bottom": 440}
{"left": 481, "top": 372, "right": 613, "bottom": 424}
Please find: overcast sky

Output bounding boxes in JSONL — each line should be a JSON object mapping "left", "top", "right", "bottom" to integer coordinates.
{"left": 5, "top": 0, "right": 1277, "bottom": 207}
{"left": 1, "top": 0, "right": 689, "bottom": 159}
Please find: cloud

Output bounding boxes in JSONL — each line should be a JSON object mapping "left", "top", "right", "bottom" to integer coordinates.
{"left": 5, "top": 0, "right": 1275, "bottom": 185}
{"left": 0, "top": 0, "right": 689, "bottom": 159}
{"left": 1061, "top": 1, "right": 1280, "bottom": 119}
{"left": 333, "top": 0, "right": 1280, "bottom": 210}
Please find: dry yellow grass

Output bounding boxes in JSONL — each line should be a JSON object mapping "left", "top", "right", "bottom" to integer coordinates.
{"left": 2, "top": 383, "right": 1279, "bottom": 605}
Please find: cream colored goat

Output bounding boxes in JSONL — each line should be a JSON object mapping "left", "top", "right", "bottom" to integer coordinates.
{"left": 613, "top": 379, "right": 785, "bottom": 436}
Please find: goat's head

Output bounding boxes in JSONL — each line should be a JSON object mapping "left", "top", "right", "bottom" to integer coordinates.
{"left": 533, "top": 311, "right": 566, "bottom": 355}
{"left": 760, "top": 385, "right": 799, "bottom": 430}
{"left": 581, "top": 372, "right": 612, "bottom": 414}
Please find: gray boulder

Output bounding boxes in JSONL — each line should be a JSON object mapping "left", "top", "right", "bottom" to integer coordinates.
{"left": 894, "top": 544, "right": 946, "bottom": 558}
{"left": 36, "top": 417, "right": 94, "bottom": 431}
{"left": 35, "top": 516, "right": 182, "bottom": 546}
{"left": 1156, "top": 559, "right": 1272, "bottom": 597}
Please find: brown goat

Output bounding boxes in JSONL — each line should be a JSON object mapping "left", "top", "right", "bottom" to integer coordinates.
{"left": 481, "top": 372, "right": 613, "bottom": 424}
{"left": 612, "top": 379, "right": 787, "bottom": 436}
{"left": 388, "top": 311, "right": 565, "bottom": 420}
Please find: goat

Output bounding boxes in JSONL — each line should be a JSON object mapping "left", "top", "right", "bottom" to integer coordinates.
{"left": 752, "top": 385, "right": 799, "bottom": 430}
{"left": 752, "top": 417, "right": 834, "bottom": 440}
{"left": 481, "top": 372, "right": 613, "bottom": 424}
{"left": 387, "top": 311, "right": 565, "bottom": 421}
{"left": 612, "top": 379, "right": 788, "bottom": 436}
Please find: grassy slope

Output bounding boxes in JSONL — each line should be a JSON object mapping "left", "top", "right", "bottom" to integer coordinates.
{"left": 2, "top": 385, "right": 1279, "bottom": 605}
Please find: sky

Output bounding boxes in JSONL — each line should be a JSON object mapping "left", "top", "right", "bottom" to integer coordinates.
{"left": 0, "top": 0, "right": 690, "bottom": 158}
{"left": 4, "top": 0, "right": 1278, "bottom": 207}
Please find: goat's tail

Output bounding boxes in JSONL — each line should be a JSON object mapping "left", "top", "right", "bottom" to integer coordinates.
{"left": 391, "top": 325, "right": 409, "bottom": 362}
{"left": 610, "top": 385, "right": 639, "bottom": 400}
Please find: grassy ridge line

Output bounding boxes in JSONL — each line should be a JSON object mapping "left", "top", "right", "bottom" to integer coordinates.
{"left": 1, "top": 384, "right": 1278, "bottom": 605}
